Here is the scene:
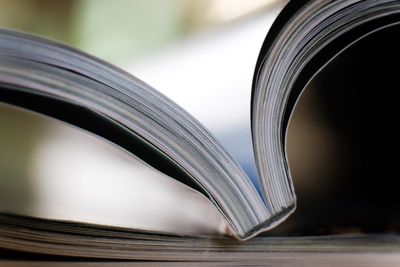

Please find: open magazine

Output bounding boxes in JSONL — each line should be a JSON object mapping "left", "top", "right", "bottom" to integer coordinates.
{"left": 0, "top": 0, "right": 399, "bottom": 263}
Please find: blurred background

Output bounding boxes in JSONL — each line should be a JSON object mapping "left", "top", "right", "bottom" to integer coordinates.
{"left": 0, "top": 0, "right": 281, "bottom": 66}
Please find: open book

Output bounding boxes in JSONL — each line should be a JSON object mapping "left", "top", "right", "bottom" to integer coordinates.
{"left": 0, "top": 0, "right": 399, "bottom": 264}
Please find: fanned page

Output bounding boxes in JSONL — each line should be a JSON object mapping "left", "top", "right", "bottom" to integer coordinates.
{"left": 0, "top": 0, "right": 294, "bottom": 240}
{"left": 2, "top": 213, "right": 400, "bottom": 266}
{"left": 0, "top": 26, "right": 279, "bottom": 239}
{"left": 251, "top": 0, "right": 400, "bottom": 226}
{"left": 0, "top": 0, "right": 399, "bottom": 259}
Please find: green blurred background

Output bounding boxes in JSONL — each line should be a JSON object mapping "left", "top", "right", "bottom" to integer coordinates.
{"left": 0, "top": 0, "right": 274, "bottom": 65}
